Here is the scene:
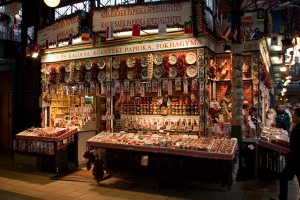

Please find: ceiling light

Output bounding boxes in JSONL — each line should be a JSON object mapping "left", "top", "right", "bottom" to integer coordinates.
{"left": 31, "top": 42, "right": 39, "bottom": 58}
{"left": 44, "top": 0, "right": 60, "bottom": 7}
{"left": 280, "top": 66, "right": 287, "bottom": 72}
{"left": 223, "top": 44, "right": 231, "bottom": 53}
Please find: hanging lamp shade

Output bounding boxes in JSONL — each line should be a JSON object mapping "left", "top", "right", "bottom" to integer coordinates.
{"left": 44, "top": 0, "right": 61, "bottom": 7}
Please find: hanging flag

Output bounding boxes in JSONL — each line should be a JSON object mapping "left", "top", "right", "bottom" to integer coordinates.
{"left": 256, "top": 9, "right": 264, "bottom": 21}
{"left": 231, "top": 28, "right": 237, "bottom": 41}
{"left": 81, "top": 27, "right": 90, "bottom": 41}
{"left": 243, "top": 10, "right": 252, "bottom": 22}
{"left": 184, "top": 21, "right": 193, "bottom": 34}
{"left": 68, "top": 34, "right": 73, "bottom": 45}
{"left": 56, "top": 35, "right": 59, "bottom": 47}
{"left": 222, "top": 26, "right": 231, "bottom": 40}
{"left": 158, "top": 24, "right": 167, "bottom": 36}
{"left": 106, "top": 26, "right": 114, "bottom": 41}
{"left": 227, "top": 14, "right": 232, "bottom": 24}
{"left": 271, "top": 34, "right": 279, "bottom": 46}
{"left": 219, "top": 12, "right": 223, "bottom": 26}
{"left": 254, "top": 27, "right": 262, "bottom": 39}
{"left": 132, "top": 24, "right": 141, "bottom": 37}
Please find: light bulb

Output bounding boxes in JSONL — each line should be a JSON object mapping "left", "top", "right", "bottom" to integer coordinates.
{"left": 44, "top": 0, "right": 60, "bottom": 7}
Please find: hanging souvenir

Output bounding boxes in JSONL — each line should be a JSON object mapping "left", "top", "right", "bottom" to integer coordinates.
{"left": 111, "top": 82, "right": 115, "bottom": 96}
{"left": 120, "top": 82, "right": 124, "bottom": 96}
{"left": 168, "top": 79, "right": 173, "bottom": 95}
{"left": 183, "top": 79, "right": 188, "bottom": 94}
{"left": 152, "top": 79, "right": 158, "bottom": 93}
{"left": 157, "top": 81, "right": 162, "bottom": 97}
{"left": 135, "top": 80, "right": 141, "bottom": 94}
{"left": 141, "top": 83, "right": 145, "bottom": 97}
{"left": 90, "top": 82, "right": 96, "bottom": 95}
{"left": 191, "top": 79, "right": 198, "bottom": 93}
{"left": 101, "top": 82, "right": 106, "bottom": 95}
{"left": 162, "top": 79, "right": 168, "bottom": 91}
{"left": 175, "top": 78, "right": 181, "bottom": 91}
{"left": 114, "top": 81, "right": 120, "bottom": 94}
{"left": 130, "top": 83, "right": 135, "bottom": 97}
{"left": 124, "top": 80, "right": 129, "bottom": 93}
{"left": 106, "top": 82, "right": 111, "bottom": 97}
{"left": 96, "top": 83, "right": 100, "bottom": 96}
{"left": 146, "top": 81, "right": 152, "bottom": 93}
{"left": 84, "top": 84, "right": 88, "bottom": 96}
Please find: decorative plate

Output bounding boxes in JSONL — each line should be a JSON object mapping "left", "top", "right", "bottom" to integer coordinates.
{"left": 168, "top": 54, "right": 178, "bottom": 65}
{"left": 199, "top": 70, "right": 205, "bottom": 78}
{"left": 127, "top": 70, "right": 134, "bottom": 80}
{"left": 126, "top": 57, "right": 135, "bottom": 68}
{"left": 153, "top": 66, "right": 162, "bottom": 79}
{"left": 74, "top": 73, "right": 82, "bottom": 83}
{"left": 46, "top": 66, "right": 51, "bottom": 75}
{"left": 253, "top": 78, "right": 259, "bottom": 85}
{"left": 98, "top": 58, "right": 105, "bottom": 69}
{"left": 85, "top": 60, "right": 93, "bottom": 70}
{"left": 75, "top": 62, "right": 82, "bottom": 70}
{"left": 185, "top": 52, "right": 197, "bottom": 64}
{"left": 154, "top": 54, "right": 163, "bottom": 65}
{"left": 65, "top": 64, "right": 71, "bottom": 72}
{"left": 186, "top": 65, "right": 198, "bottom": 77}
{"left": 141, "top": 57, "right": 148, "bottom": 67}
{"left": 97, "top": 71, "right": 106, "bottom": 82}
{"left": 112, "top": 58, "right": 120, "bottom": 69}
{"left": 85, "top": 72, "right": 92, "bottom": 81}
{"left": 64, "top": 73, "right": 70, "bottom": 83}
{"left": 141, "top": 68, "right": 148, "bottom": 80}
{"left": 55, "top": 66, "right": 61, "bottom": 74}
{"left": 112, "top": 70, "right": 119, "bottom": 80}
{"left": 169, "top": 67, "right": 177, "bottom": 78}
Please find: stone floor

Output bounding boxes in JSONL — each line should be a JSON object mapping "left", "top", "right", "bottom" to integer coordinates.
{"left": 0, "top": 152, "right": 299, "bottom": 200}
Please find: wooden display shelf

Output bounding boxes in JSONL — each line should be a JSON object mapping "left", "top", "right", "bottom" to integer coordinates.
{"left": 15, "top": 128, "right": 77, "bottom": 142}
{"left": 87, "top": 140, "right": 237, "bottom": 161}
{"left": 257, "top": 139, "right": 289, "bottom": 155}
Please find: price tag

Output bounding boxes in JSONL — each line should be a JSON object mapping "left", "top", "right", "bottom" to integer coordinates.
{"left": 141, "top": 155, "right": 148, "bottom": 166}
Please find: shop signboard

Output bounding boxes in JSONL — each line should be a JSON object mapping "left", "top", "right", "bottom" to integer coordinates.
{"left": 41, "top": 37, "right": 202, "bottom": 63}
{"left": 259, "top": 38, "right": 271, "bottom": 72}
{"left": 37, "top": 13, "right": 81, "bottom": 48}
{"left": 92, "top": 1, "right": 192, "bottom": 33}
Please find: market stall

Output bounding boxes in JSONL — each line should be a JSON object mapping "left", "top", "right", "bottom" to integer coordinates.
{"left": 87, "top": 132, "right": 238, "bottom": 187}
{"left": 13, "top": 127, "right": 78, "bottom": 173}
{"left": 257, "top": 127, "right": 289, "bottom": 180}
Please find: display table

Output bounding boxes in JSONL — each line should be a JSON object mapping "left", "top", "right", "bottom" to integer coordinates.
{"left": 14, "top": 127, "right": 78, "bottom": 173}
{"left": 87, "top": 132, "right": 238, "bottom": 187}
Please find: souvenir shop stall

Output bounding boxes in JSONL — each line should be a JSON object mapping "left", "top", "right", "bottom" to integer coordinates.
{"left": 85, "top": 0, "right": 239, "bottom": 187}
{"left": 254, "top": 37, "right": 291, "bottom": 180}
{"left": 13, "top": 11, "right": 99, "bottom": 173}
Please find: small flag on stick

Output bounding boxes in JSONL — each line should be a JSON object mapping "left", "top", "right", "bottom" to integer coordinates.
{"left": 158, "top": 24, "right": 167, "bottom": 36}
{"left": 132, "top": 24, "right": 141, "bottom": 37}
{"left": 184, "top": 21, "right": 193, "bottom": 34}
{"left": 106, "top": 27, "right": 114, "bottom": 41}
{"left": 81, "top": 27, "right": 90, "bottom": 41}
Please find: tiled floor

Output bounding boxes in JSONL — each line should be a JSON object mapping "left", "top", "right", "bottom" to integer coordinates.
{"left": 0, "top": 153, "right": 299, "bottom": 200}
